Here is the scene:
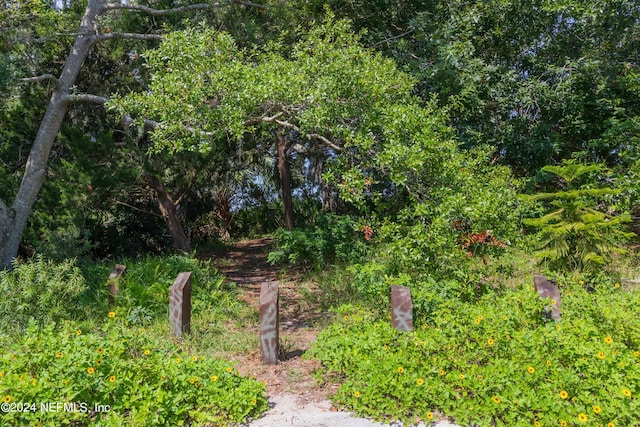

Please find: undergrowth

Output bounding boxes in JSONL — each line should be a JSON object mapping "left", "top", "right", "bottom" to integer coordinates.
{"left": 309, "top": 280, "right": 640, "bottom": 427}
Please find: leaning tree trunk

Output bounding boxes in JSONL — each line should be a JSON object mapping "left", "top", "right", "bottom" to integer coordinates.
{"left": 214, "top": 189, "right": 233, "bottom": 240}
{"left": 0, "top": 0, "right": 104, "bottom": 269}
{"left": 277, "top": 130, "right": 295, "bottom": 231}
{"left": 150, "top": 178, "right": 192, "bottom": 254}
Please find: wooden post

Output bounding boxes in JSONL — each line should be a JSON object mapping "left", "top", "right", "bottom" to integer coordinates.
{"left": 391, "top": 285, "right": 413, "bottom": 331}
{"left": 169, "top": 272, "right": 192, "bottom": 337}
{"left": 534, "top": 275, "right": 562, "bottom": 321}
{"left": 107, "top": 264, "right": 126, "bottom": 305}
{"left": 260, "top": 281, "right": 279, "bottom": 365}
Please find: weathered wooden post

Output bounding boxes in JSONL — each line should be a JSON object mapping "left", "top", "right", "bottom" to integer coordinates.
{"left": 391, "top": 285, "right": 413, "bottom": 331}
{"left": 169, "top": 272, "right": 192, "bottom": 337}
{"left": 534, "top": 274, "right": 562, "bottom": 321}
{"left": 107, "top": 264, "right": 126, "bottom": 305}
{"left": 260, "top": 281, "right": 279, "bottom": 365}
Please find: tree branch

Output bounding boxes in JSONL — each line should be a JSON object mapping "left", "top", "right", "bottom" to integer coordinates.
{"left": 103, "top": 2, "right": 223, "bottom": 15}
{"left": 114, "top": 200, "right": 162, "bottom": 218}
{"left": 260, "top": 116, "right": 344, "bottom": 153}
{"left": 93, "top": 32, "right": 163, "bottom": 43}
{"left": 20, "top": 74, "right": 60, "bottom": 85}
{"left": 64, "top": 93, "right": 109, "bottom": 104}
{"left": 369, "top": 28, "right": 415, "bottom": 48}
{"left": 307, "top": 133, "right": 344, "bottom": 153}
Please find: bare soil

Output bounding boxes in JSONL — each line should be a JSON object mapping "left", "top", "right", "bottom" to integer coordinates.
{"left": 210, "top": 238, "right": 337, "bottom": 404}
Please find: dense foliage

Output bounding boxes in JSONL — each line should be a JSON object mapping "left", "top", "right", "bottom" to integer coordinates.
{"left": 310, "top": 280, "right": 640, "bottom": 427}
{"left": 0, "top": 319, "right": 267, "bottom": 427}
{"left": 1, "top": 1, "right": 639, "bottom": 426}
{"left": 0, "top": 256, "right": 264, "bottom": 426}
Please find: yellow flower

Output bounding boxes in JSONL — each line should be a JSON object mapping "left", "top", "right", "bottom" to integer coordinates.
{"left": 97, "top": 348, "right": 104, "bottom": 354}
{"left": 593, "top": 405, "right": 601, "bottom": 414}
{"left": 607, "top": 422, "right": 615, "bottom": 427}
{"left": 191, "top": 356, "right": 198, "bottom": 362}
{"left": 189, "top": 376, "right": 198, "bottom": 384}
{"left": 439, "top": 369, "right": 445, "bottom": 376}
{"left": 225, "top": 367, "right": 233, "bottom": 373}
{"left": 506, "top": 335, "right": 511, "bottom": 340}
{"left": 487, "top": 338, "right": 495, "bottom": 346}
{"left": 353, "top": 391, "right": 361, "bottom": 398}
{"left": 397, "top": 367, "right": 404, "bottom": 374}
{"left": 416, "top": 378, "right": 424, "bottom": 386}
{"left": 426, "top": 412, "right": 433, "bottom": 420}
{"left": 343, "top": 315, "right": 349, "bottom": 321}
{"left": 622, "top": 388, "right": 631, "bottom": 397}
{"left": 107, "top": 311, "right": 116, "bottom": 318}
{"left": 614, "top": 283, "right": 620, "bottom": 288}
{"left": 382, "top": 345, "right": 388, "bottom": 351}
{"left": 559, "top": 390, "right": 569, "bottom": 399}
{"left": 502, "top": 315, "right": 508, "bottom": 320}
{"left": 534, "top": 421, "right": 541, "bottom": 427}
{"left": 87, "top": 367, "right": 95, "bottom": 374}
{"left": 546, "top": 360, "right": 551, "bottom": 366}
{"left": 492, "top": 396, "right": 501, "bottom": 404}
{"left": 210, "top": 375, "right": 218, "bottom": 382}
{"left": 144, "top": 349, "right": 151, "bottom": 355}
{"left": 252, "top": 399, "right": 257, "bottom": 405}
{"left": 527, "top": 366, "right": 535, "bottom": 374}
{"left": 3, "top": 395, "right": 11, "bottom": 403}
{"left": 175, "top": 358, "right": 181, "bottom": 363}
{"left": 597, "top": 351, "right": 605, "bottom": 359}
{"left": 459, "top": 374, "right": 465, "bottom": 380}
{"left": 605, "top": 336, "right": 613, "bottom": 344}
{"left": 551, "top": 299, "right": 557, "bottom": 305}
{"left": 579, "top": 280, "right": 584, "bottom": 285}
{"left": 0, "top": 371, "right": 4, "bottom": 377}
{"left": 76, "top": 329, "right": 82, "bottom": 335}
{"left": 55, "top": 352, "right": 63, "bottom": 358}
{"left": 634, "top": 351, "right": 639, "bottom": 358}
{"left": 560, "top": 421, "right": 567, "bottom": 427}
{"left": 577, "top": 413, "right": 588, "bottom": 422}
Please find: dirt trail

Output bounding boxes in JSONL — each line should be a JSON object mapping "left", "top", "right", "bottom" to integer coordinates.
{"left": 212, "top": 238, "right": 334, "bottom": 403}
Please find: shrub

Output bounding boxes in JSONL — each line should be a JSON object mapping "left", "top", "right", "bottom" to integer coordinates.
{"left": 309, "top": 281, "right": 640, "bottom": 427}
{"left": 0, "top": 317, "right": 267, "bottom": 426}
{"left": 267, "top": 214, "right": 370, "bottom": 268}
{"left": 0, "top": 256, "right": 87, "bottom": 334}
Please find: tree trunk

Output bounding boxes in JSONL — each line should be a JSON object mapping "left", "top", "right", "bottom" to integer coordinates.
{"left": 150, "top": 178, "right": 192, "bottom": 254}
{"left": 214, "top": 189, "right": 233, "bottom": 240}
{"left": 277, "top": 130, "right": 295, "bottom": 231}
{"left": 0, "top": 0, "right": 104, "bottom": 269}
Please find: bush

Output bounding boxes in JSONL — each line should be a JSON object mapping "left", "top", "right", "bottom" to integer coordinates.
{"left": 0, "top": 256, "right": 87, "bottom": 334}
{"left": 267, "top": 214, "right": 370, "bottom": 268}
{"left": 309, "top": 281, "right": 640, "bottom": 427}
{"left": 0, "top": 317, "right": 267, "bottom": 426}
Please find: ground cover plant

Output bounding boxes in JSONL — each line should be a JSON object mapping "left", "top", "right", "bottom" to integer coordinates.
{"left": 0, "top": 256, "right": 266, "bottom": 426}
{"left": 309, "top": 280, "right": 640, "bottom": 427}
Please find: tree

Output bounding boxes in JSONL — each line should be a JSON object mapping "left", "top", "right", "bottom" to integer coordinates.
{"left": 0, "top": 0, "right": 263, "bottom": 269}
{"left": 523, "top": 160, "right": 635, "bottom": 274}
{"left": 108, "top": 17, "right": 416, "bottom": 232}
